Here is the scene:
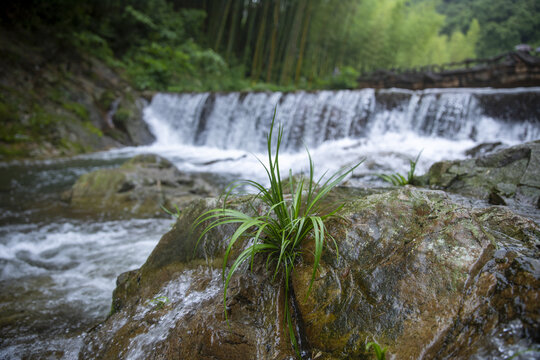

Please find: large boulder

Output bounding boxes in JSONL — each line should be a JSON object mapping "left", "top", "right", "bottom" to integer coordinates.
{"left": 80, "top": 188, "right": 539, "bottom": 359}
{"left": 80, "top": 197, "right": 296, "bottom": 359}
{"left": 293, "top": 187, "right": 539, "bottom": 359}
{"left": 424, "top": 140, "right": 540, "bottom": 207}
{"left": 65, "top": 154, "right": 217, "bottom": 218}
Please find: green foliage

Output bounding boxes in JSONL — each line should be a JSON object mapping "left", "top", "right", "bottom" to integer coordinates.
{"left": 194, "top": 113, "right": 362, "bottom": 353}
{"left": 124, "top": 5, "right": 158, "bottom": 30}
{"left": 366, "top": 341, "right": 388, "bottom": 360}
{"left": 0, "top": 100, "right": 53, "bottom": 144}
{"left": 0, "top": 101, "right": 17, "bottom": 124}
{"left": 147, "top": 295, "right": 170, "bottom": 310}
{"left": 57, "top": 138, "right": 89, "bottom": 154}
{"left": 302, "top": 0, "right": 481, "bottom": 79}
{"left": 124, "top": 38, "right": 227, "bottom": 91}
{"left": 82, "top": 122, "right": 103, "bottom": 137}
{"left": 113, "top": 108, "right": 132, "bottom": 124}
{"left": 6, "top": 0, "right": 538, "bottom": 91}
{"left": 62, "top": 102, "right": 89, "bottom": 121}
{"left": 161, "top": 204, "right": 182, "bottom": 219}
{"left": 248, "top": 82, "right": 296, "bottom": 93}
{"left": 28, "top": 107, "right": 58, "bottom": 132}
{"left": 98, "top": 90, "right": 116, "bottom": 111}
{"left": 378, "top": 150, "right": 422, "bottom": 186}
{"left": 438, "top": 0, "right": 540, "bottom": 57}
{"left": 324, "top": 66, "right": 360, "bottom": 90}
{"left": 0, "top": 144, "right": 27, "bottom": 158}
{"left": 0, "top": 125, "right": 29, "bottom": 143}
{"left": 71, "top": 31, "right": 115, "bottom": 63}
{"left": 378, "top": 173, "right": 409, "bottom": 187}
{"left": 61, "top": 102, "right": 102, "bottom": 137}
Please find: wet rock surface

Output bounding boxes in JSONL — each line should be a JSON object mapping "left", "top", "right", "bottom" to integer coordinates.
{"left": 464, "top": 141, "right": 505, "bottom": 158}
{"left": 293, "top": 188, "right": 539, "bottom": 359}
{"left": 81, "top": 198, "right": 295, "bottom": 360}
{"left": 425, "top": 140, "right": 540, "bottom": 207}
{"left": 81, "top": 187, "right": 539, "bottom": 359}
{"left": 65, "top": 154, "right": 218, "bottom": 218}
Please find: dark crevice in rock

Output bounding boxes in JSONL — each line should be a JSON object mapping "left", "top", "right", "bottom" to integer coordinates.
{"left": 117, "top": 181, "right": 135, "bottom": 193}
{"left": 289, "top": 284, "right": 312, "bottom": 360}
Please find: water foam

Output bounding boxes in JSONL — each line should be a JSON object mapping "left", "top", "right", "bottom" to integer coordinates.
{"left": 0, "top": 218, "right": 173, "bottom": 357}
{"left": 128, "top": 88, "right": 540, "bottom": 186}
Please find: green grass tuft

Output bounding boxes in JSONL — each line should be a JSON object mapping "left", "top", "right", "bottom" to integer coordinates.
{"left": 147, "top": 295, "right": 170, "bottom": 310}
{"left": 366, "top": 341, "right": 388, "bottom": 360}
{"left": 193, "top": 110, "right": 363, "bottom": 355}
{"left": 378, "top": 150, "right": 422, "bottom": 186}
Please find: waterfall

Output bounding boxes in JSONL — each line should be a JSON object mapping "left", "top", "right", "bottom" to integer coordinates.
{"left": 143, "top": 88, "right": 540, "bottom": 152}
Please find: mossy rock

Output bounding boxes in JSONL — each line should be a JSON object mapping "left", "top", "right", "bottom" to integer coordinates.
{"left": 113, "top": 98, "right": 154, "bottom": 145}
{"left": 0, "top": 27, "right": 154, "bottom": 160}
{"left": 98, "top": 90, "right": 116, "bottom": 111}
{"left": 292, "top": 187, "right": 539, "bottom": 359}
{"left": 82, "top": 187, "right": 539, "bottom": 359}
{"left": 426, "top": 140, "right": 540, "bottom": 206}
{"left": 82, "top": 197, "right": 296, "bottom": 360}
{"left": 68, "top": 154, "right": 217, "bottom": 219}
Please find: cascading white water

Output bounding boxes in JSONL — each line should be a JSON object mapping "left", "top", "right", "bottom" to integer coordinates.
{"left": 144, "top": 88, "right": 540, "bottom": 151}
{"left": 139, "top": 87, "right": 540, "bottom": 185}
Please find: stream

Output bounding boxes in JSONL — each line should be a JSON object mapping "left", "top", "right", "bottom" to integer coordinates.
{"left": 1, "top": 87, "right": 539, "bottom": 359}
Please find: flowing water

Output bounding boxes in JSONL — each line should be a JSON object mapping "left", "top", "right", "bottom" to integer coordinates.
{"left": 0, "top": 87, "right": 539, "bottom": 358}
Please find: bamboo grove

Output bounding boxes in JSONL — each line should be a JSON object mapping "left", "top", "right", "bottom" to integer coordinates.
{"left": 2, "top": 0, "right": 538, "bottom": 91}
{"left": 184, "top": 0, "right": 481, "bottom": 87}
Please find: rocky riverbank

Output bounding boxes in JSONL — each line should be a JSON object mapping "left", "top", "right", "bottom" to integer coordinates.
{"left": 80, "top": 186, "right": 539, "bottom": 359}
{"left": 423, "top": 140, "right": 540, "bottom": 208}
{"left": 0, "top": 27, "right": 154, "bottom": 160}
{"left": 75, "top": 142, "right": 539, "bottom": 359}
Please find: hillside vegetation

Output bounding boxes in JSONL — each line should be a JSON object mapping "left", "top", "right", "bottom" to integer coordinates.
{"left": 2, "top": 0, "right": 539, "bottom": 92}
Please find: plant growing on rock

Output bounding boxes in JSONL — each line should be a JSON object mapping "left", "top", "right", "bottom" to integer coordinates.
{"left": 161, "top": 204, "right": 182, "bottom": 219}
{"left": 378, "top": 150, "right": 422, "bottom": 186}
{"left": 147, "top": 295, "right": 170, "bottom": 310}
{"left": 194, "top": 113, "right": 362, "bottom": 354}
{"left": 366, "top": 341, "right": 388, "bottom": 360}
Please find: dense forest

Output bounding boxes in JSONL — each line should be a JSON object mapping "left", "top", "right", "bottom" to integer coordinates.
{"left": 1, "top": 0, "right": 539, "bottom": 91}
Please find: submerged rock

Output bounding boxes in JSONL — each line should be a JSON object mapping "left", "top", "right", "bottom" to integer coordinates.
{"left": 65, "top": 154, "right": 217, "bottom": 218}
{"left": 81, "top": 188, "right": 539, "bottom": 359}
{"left": 425, "top": 140, "right": 540, "bottom": 207}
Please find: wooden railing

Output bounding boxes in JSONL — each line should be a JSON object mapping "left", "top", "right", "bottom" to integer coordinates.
{"left": 357, "top": 51, "right": 540, "bottom": 89}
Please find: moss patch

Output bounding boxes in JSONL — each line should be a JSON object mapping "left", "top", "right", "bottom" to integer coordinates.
{"left": 62, "top": 101, "right": 90, "bottom": 121}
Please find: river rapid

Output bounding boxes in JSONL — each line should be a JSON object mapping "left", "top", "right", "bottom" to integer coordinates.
{"left": 1, "top": 87, "right": 539, "bottom": 358}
